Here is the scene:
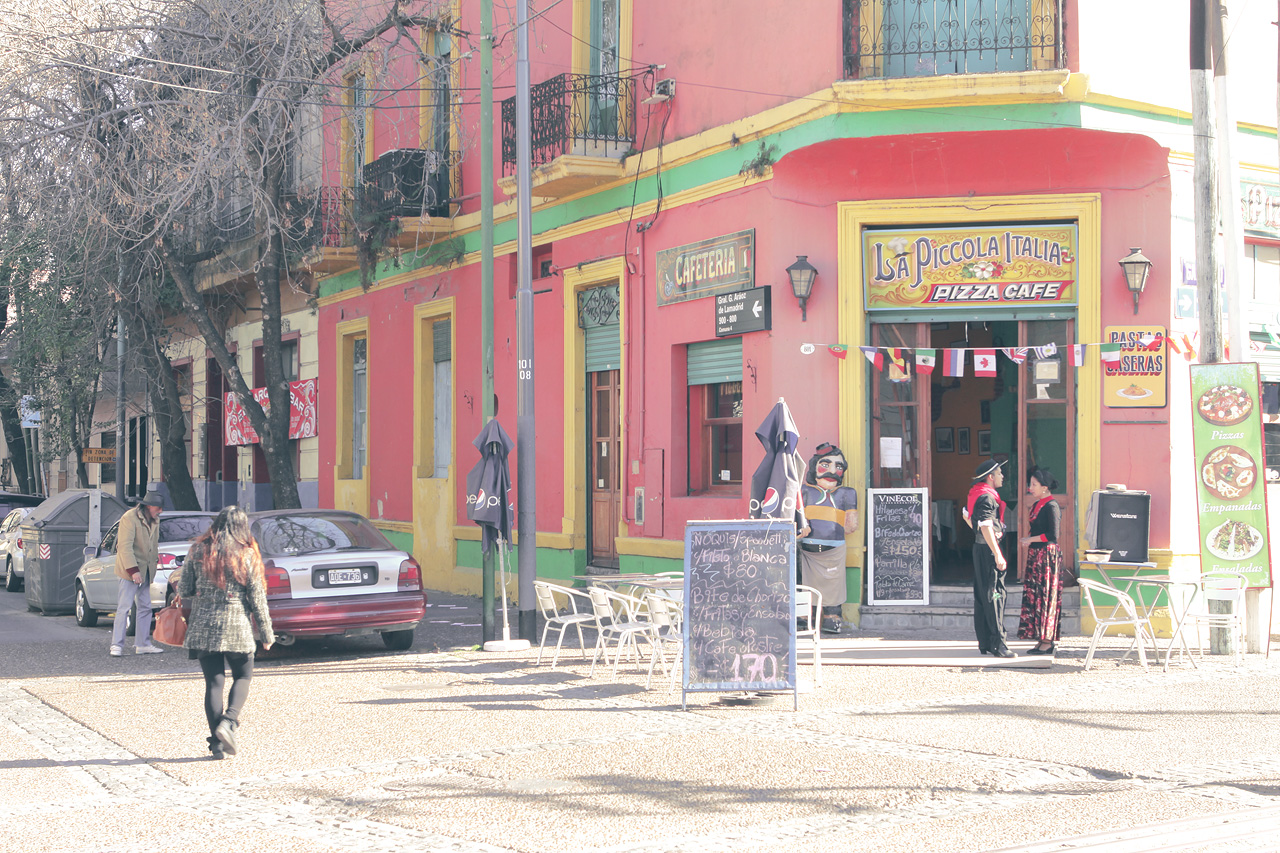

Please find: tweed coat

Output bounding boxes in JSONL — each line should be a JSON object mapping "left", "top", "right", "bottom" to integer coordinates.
{"left": 113, "top": 505, "right": 160, "bottom": 584}
{"left": 178, "top": 542, "right": 275, "bottom": 654}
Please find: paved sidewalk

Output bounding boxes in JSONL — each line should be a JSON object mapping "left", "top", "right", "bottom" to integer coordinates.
{"left": 2, "top": 589, "right": 1279, "bottom": 852}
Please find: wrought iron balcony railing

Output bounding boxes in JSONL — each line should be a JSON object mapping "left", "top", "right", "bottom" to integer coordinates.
{"left": 843, "top": 0, "right": 1064, "bottom": 80}
{"left": 283, "top": 186, "right": 354, "bottom": 250}
{"left": 500, "top": 72, "right": 635, "bottom": 176}
{"left": 358, "top": 148, "right": 451, "bottom": 220}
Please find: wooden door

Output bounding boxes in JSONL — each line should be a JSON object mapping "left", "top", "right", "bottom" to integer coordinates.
{"left": 871, "top": 323, "right": 931, "bottom": 489}
{"left": 589, "top": 369, "right": 621, "bottom": 568}
{"left": 1015, "top": 319, "right": 1076, "bottom": 579}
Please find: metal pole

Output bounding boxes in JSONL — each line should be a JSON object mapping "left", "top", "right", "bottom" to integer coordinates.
{"left": 480, "top": 0, "right": 496, "bottom": 645}
{"left": 515, "top": 0, "right": 537, "bottom": 641}
{"left": 115, "top": 248, "right": 127, "bottom": 502}
{"left": 115, "top": 311, "right": 126, "bottom": 502}
{"left": 1192, "top": 0, "right": 1224, "bottom": 362}
{"left": 1214, "top": 0, "right": 1247, "bottom": 365}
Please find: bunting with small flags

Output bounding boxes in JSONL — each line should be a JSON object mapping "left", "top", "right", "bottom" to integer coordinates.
{"left": 916, "top": 348, "right": 937, "bottom": 374}
{"left": 859, "top": 346, "right": 884, "bottom": 369}
{"left": 1071, "top": 344, "right": 1085, "bottom": 367}
{"left": 828, "top": 344, "right": 848, "bottom": 359}
{"left": 1099, "top": 342, "right": 1122, "bottom": 364}
{"left": 1002, "top": 347, "right": 1028, "bottom": 364}
{"left": 973, "top": 348, "right": 998, "bottom": 377}
{"left": 942, "top": 348, "right": 965, "bottom": 377}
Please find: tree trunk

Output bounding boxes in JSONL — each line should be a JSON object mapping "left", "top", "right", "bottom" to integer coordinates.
{"left": 0, "top": 391, "right": 31, "bottom": 494}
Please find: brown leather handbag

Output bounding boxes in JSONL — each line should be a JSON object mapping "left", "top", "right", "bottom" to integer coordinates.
{"left": 153, "top": 598, "right": 187, "bottom": 646}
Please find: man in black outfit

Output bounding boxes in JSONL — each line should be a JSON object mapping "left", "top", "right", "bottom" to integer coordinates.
{"left": 965, "top": 459, "right": 1016, "bottom": 658}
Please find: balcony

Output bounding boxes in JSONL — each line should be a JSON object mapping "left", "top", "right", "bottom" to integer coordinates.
{"left": 843, "top": 0, "right": 1064, "bottom": 80}
{"left": 284, "top": 187, "right": 358, "bottom": 275}
{"left": 358, "top": 149, "right": 451, "bottom": 221}
{"left": 500, "top": 72, "right": 635, "bottom": 199}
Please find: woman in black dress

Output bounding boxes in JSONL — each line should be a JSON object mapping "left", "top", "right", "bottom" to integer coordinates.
{"left": 1017, "top": 467, "right": 1062, "bottom": 655}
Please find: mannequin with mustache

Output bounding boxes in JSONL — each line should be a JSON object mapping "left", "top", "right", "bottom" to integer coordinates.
{"left": 798, "top": 443, "right": 859, "bottom": 633}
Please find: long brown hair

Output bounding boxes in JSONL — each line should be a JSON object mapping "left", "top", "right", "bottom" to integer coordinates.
{"left": 192, "top": 506, "right": 264, "bottom": 589}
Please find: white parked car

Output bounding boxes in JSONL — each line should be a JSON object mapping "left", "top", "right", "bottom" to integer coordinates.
{"left": 74, "top": 511, "right": 216, "bottom": 634}
{"left": 0, "top": 506, "right": 35, "bottom": 592}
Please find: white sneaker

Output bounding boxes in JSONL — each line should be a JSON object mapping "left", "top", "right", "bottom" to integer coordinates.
{"left": 135, "top": 645, "right": 163, "bottom": 655}
{"left": 109, "top": 645, "right": 123, "bottom": 657}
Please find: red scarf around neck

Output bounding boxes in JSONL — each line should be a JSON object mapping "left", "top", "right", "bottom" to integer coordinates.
{"left": 1028, "top": 495, "right": 1053, "bottom": 523}
{"left": 966, "top": 481, "right": 1006, "bottom": 525}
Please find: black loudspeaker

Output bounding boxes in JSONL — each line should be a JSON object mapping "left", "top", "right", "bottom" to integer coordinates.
{"left": 1095, "top": 491, "right": 1151, "bottom": 563}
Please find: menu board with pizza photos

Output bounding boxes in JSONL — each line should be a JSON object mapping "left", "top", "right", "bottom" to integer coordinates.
{"left": 1190, "top": 363, "right": 1273, "bottom": 588}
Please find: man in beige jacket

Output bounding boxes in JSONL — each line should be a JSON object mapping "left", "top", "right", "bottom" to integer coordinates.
{"left": 110, "top": 491, "right": 163, "bottom": 656}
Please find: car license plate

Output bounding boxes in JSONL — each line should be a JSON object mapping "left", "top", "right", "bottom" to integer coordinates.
{"left": 328, "top": 569, "right": 363, "bottom": 585}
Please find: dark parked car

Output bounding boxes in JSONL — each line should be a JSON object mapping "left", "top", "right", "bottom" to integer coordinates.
{"left": 171, "top": 508, "right": 427, "bottom": 650}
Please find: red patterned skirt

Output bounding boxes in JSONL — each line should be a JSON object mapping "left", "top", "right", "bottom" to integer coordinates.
{"left": 1017, "top": 544, "right": 1063, "bottom": 642}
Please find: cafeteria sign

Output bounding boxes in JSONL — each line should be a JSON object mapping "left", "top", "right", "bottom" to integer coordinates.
{"left": 863, "top": 224, "right": 1077, "bottom": 310}
{"left": 1103, "top": 325, "right": 1167, "bottom": 408}
{"left": 656, "top": 229, "right": 754, "bottom": 306}
{"left": 1189, "top": 362, "right": 1273, "bottom": 588}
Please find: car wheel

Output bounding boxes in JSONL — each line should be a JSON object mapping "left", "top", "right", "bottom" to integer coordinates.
{"left": 75, "top": 585, "right": 98, "bottom": 627}
{"left": 381, "top": 629, "right": 415, "bottom": 651}
{"left": 126, "top": 603, "right": 136, "bottom": 637}
{"left": 4, "top": 560, "right": 18, "bottom": 592}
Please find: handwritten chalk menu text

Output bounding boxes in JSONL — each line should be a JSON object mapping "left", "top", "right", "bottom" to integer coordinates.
{"left": 683, "top": 520, "right": 797, "bottom": 705}
{"left": 867, "top": 489, "right": 930, "bottom": 606}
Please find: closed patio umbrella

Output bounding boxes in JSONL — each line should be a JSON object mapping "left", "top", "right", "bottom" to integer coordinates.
{"left": 749, "top": 397, "right": 806, "bottom": 532}
{"left": 466, "top": 418, "right": 528, "bottom": 651}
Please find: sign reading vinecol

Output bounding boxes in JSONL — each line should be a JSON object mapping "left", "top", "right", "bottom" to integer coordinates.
{"left": 683, "top": 520, "right": 796, "bottom": 709}
{"left": 867, "top": 489, "right": 930, "bottom": 605}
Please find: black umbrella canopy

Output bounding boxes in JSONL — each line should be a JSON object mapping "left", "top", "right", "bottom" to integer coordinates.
{"left": 466, "top": 418, "right": 515, "bottom": 555}
{"left": 749, "top": 398, "right": 806, "bottom": 529}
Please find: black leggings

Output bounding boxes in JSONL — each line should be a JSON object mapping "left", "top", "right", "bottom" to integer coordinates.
{"left": 197, "top": 651, "right": 254, "bottom": 736}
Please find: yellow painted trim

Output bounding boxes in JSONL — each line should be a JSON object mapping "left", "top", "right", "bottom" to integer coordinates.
{"left": 834, "top": 69, "right": 1086, "bottom": 110}
{"left": 837, "top": 193, "right": 1102, "bottom": 558}
{"left": 412, "top": 298, "right": 456, "bottom": 480}
{"left": 333, "top": 317, "right": 369, "bottom": 487}
{"left": 561, "top": 257, "right": 628, "bottom": 550}
{"left": 372, "top": 520, "right": 413, "bottom": 534}
{"left": 453, "top": 525, "right": 574, "bottom": 550}
{"left": 616, "top": 536, "right": 683, "bottom": 560}
{"left": 317, "top": 171, "right": 768, "bottom": 308}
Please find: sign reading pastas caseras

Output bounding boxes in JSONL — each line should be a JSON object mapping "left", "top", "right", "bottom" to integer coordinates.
{"left": 867, "top": 489, "right": 930, "bottom": 605}
{"left": 657, "top": 229, "right": 754, "bottom": 306}
{"left": 683, "top": 520, "right": 796, "bottom": 707}
{"left": 1103, "top": 325, "right": 1167, "bottom": 408}
{"left": 1189, "top": 363, "right": 1273, "bottom": 588}
{"left": 863, "top": 224, "right": 1077, "bottom": 310}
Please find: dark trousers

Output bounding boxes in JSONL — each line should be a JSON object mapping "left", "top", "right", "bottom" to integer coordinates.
{"left": 971, "top": 544, "right": 1007, "bottom": 651}
{"left": 197, "top": 651, "right": 254, "bottom": 737}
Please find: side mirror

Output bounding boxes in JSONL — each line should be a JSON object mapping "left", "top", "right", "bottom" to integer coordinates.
{"left": 82, "top": 545, "right": 95, "bottom": 562}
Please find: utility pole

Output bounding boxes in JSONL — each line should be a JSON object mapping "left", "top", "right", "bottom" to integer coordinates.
{"left": 1214, "top": 0, "right": 1248, "bottom": 363}
{"left": 479, "top": 0, "right": 496, "bottom": 645}
{"left": 115, "top": 247, "right": 126, "bottom": 502}
{"left": 1192, "top": 0, "right": 1225, "bottom": 363}
{"left": 515, "top": 0, "right": 537, "bottom": 641}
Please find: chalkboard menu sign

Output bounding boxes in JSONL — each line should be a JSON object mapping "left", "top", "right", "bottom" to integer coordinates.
{"left": 682, "top": 520, "right": 797, "bottom": 708}
{"left": 867, "top": 488, "right": 930, "bottom": 606}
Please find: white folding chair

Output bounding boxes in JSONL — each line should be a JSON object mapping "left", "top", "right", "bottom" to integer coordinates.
{"left": 533, "top": 581, "right": 595, "bottom": 668}
{"left": 643, "top": 592, "right": 683, "bottom": 691}
{"left": 1078, "top": 578, "right": 1156, "bottom": 670}
{"left": 1186, "top": 571, "right": 1248, "bottom": 665}
{"left": 796, "top": 584, "right": 823, "bottom": 687}
{"left": 587, "top": 587, "right": 656, "bottom": 677}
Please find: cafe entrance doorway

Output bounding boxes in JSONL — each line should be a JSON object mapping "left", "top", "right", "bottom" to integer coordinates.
{"left": 870, "top": 318, "right": 1076, "bottom": 586}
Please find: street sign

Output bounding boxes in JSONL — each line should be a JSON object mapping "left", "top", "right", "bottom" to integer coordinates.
{"left": 1176, "top": 286, "right": 1198, "bottom": 319}
{"left": 81, "top": 447, "right": 115, "bottom": 465}
{"left": 714, "top": 286, "right": 771, "bottom": 337}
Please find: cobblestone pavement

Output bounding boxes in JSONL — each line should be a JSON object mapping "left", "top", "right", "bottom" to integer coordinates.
{"left": 2, "top": 589, "right": 1280, "bottom": 852}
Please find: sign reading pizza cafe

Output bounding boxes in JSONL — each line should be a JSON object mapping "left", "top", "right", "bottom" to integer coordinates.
{"left": 862, "top": 224, "right": 1078, "bottom": 311}
{"left": 1103, "top": 325, "right": 1167, "bottom": 408}
{"left": 1189, "top": 362, "right": 1273, "bottom": 588}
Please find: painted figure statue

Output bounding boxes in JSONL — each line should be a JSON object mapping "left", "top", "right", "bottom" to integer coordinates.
{"left": 798, "top": 443, "right": 859, "bottom": 633}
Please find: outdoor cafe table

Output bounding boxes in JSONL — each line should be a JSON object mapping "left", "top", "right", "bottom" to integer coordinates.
{"left": 1103, "top": 572, "right": 1201, "bottom": 672}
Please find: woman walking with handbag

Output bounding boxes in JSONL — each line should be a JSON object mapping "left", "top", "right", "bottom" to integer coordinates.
{"left": 178, "top": 506, "right": 273, "bottom": 760}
